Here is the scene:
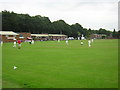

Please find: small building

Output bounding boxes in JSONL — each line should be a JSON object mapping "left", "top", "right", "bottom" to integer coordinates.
{"left": 0, "top": 31, "right": 68, "bottom": 42}
{"left": 48, "top": 34, "right": 67, "bottom": 40}
{"left": 90, "top": 34, "right": 107, "bottom": 39}
{"left": 18, "top": 33, "right": 31, "bottom": 41}
{"left": 0, "top": 31, "right": 19, "bottom": 42}
{"left": 31, "top": 34, "right": 49, "bottom": 41}
{"left": 31, "top": 34, "right": 67, "bottom": 41}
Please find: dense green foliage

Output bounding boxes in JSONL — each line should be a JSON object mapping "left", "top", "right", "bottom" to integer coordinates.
{"left": 1, "top": 10, "right": 119, "bottom": 38}
{"left": 3, "top": 39, "right": 118, "bottom": 88}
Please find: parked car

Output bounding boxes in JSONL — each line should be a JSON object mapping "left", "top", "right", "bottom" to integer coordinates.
{"left": 68, "top": 37, "right": 74, "bottom": 40}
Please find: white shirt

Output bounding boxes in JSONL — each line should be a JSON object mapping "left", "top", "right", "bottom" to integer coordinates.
{"left": 14, "top": 42, "right": 16, "bottom": 44}
{"left": 88, "top": 40, "right": 91, "bottom": 44}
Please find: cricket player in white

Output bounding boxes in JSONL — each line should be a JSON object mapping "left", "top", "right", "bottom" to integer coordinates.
{"left": 31, "top": 40, "right": 34, "bottom": 44}
{"left": 91, "top": 39, "right": 94, "bottom": 43}
{"left": 88, "top": 40, "right": 91, "bottom": 47}
{"left": 66, "top": 39, "right": 68, "bottom": 45}
{"left": 58, "top": 39, "right": 60, "bottom": 43}
{"left": 13, "top": 41, "right": 16, "bottom": 47}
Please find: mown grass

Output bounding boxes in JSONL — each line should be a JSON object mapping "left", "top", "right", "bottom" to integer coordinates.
{"left": 0, "top": 46, "right": 2, "bottom": 89}
{"left": 2, "top": 39, "right": 118, "bottom": 88}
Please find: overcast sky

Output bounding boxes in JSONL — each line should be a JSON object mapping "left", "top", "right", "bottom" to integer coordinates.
{"left": 0, "top": 0, "right": 119, "bottom": 31}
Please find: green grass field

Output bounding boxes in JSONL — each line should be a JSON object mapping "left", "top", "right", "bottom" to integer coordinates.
{"left": 0, "top": 46, "right": 2, "bottom": 89}
{"left": 2, "top": 39, "right": 118, "bottom": 88}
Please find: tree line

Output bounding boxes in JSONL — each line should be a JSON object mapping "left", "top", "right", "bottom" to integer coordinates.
{"left": 1, "top": 10, "right": 119, "bottom": 38}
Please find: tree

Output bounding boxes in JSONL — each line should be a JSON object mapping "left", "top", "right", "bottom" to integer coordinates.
{"left": 112, "top": 29, "right": 117, "bottom": 38}
{"left": 1, "top": 10, "right": 113, "bottom": 38}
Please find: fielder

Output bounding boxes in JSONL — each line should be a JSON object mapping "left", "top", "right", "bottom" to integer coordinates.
{"left": 66, "top": 39, "right": 68, "bottom": 45}
{"left": 91, "top": 39, "right": 94, "bottom": 43}
{"left": 31, "top": 40, "right": 34, "bottom": 44}
{"left": 58, "top": 39, "right": 60, "bottom": 43}
{"left": 13, "top": 41, "right": 16, "bottom": 47}
{"left": 88, "top": 40, "right": 91, "bottom": 47}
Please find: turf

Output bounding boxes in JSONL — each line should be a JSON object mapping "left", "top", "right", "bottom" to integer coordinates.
{"left": 2, "top": 39, "right": 118, "bottom": 88}
{"left": 0, "top": 46, "right": 2, "bottom": 89}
